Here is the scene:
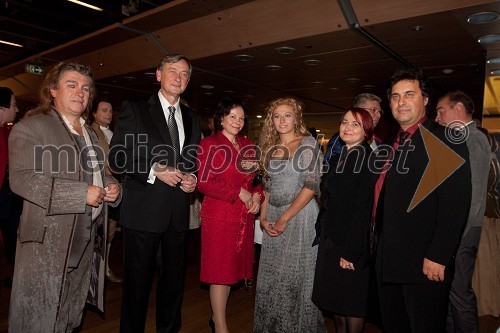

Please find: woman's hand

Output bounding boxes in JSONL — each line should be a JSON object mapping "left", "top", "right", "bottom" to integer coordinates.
{"left": 273, "top": 217, "right": 288, "bottom": 235}
{"left": 261, "top": 219, "right": 278, "bottom": 237}
{"left": 248, "top": 200, "right": 260, "bottom": 214}
{"left": 239, "top": 188, "right": 253, "bottom": 208}
{"left": 247, "top": 193, "right": 261, "bottom": 214}
{"left": 339, "top": 257, "right": 355, "bottom": 270}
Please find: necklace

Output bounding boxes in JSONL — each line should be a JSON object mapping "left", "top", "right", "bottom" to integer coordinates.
{"left": 232, "top": 138, "right": 238, "bottom": 147}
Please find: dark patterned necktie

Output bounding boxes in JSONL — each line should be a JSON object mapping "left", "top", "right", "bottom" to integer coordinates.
{"left": 167, "top": 106, "right": 180, "bottom": 165}
{"left": 399, "top": 131, "right": 410, "bottom": 145}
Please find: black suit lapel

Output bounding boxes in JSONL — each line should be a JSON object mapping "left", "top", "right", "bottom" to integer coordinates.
{"left": 180, "top": 104, "right": 192, "bottom": 147}
{"left": 148, "top": 95, "right": 171, "bottom": 145}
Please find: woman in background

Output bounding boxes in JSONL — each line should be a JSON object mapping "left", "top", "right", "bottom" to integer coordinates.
{"left": 197, "top": 97, "right": 263, "bottom": 333}
{"left": 312, "top": 108, "right": 375, "bottom": 333}
{"left": 254, "top": 97, "right": 324, "bottom": 333}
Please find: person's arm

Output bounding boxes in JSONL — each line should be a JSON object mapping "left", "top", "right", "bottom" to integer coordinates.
{"left": 8, "top": 120, "right": 88, "bottom": 215}
{"left": 272, "top": 187, "right": 316, "bottom": 234}
{"left": 424, "top": 137, "right": 471, "bottom": 281}
{"left": 273, "top": 137, "right": 323, "bottom": 234}
{"left": 196, "top": 140, "right": 242, "bottom": 203}
{"left": 260, "top": 191, "right": 278, "bottom": 236}
{"left": 340, "top": 152, "right": 373, "bottom": 269}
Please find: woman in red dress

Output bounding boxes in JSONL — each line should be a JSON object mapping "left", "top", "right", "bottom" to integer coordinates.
{"left": 197, "top": 97, "right": 263, "bottom": 333}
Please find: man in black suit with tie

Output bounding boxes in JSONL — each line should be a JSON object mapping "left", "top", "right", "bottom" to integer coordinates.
{"left": 374, "top": 69, "right": 471, "bottom": 333}
{"left": 109, "top": 54, "right": 201, "bottom": 333}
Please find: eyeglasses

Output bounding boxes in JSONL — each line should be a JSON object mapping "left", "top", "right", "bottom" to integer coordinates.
{"left": 365, "top": 108, "right": 384, "bottom": 116}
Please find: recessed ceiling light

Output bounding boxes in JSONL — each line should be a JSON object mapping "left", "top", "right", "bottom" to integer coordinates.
{"left": 203, "top": 92, "right": 214, "bottom": 96}
{"left": 235, "top": 54, "right": 254, "bottom": 61}
{"left": 478, "top": 34, "right": 500, "bottom": 44}
{"left": 328, "top": 87, "right": 339, "bottom": 91}
{"left": 265, "top": 65, "right": 282, "bottom": 71}
{"left": 311, "top": 81, "right": 324, "bottom": 85}
{"left": 491, "top": 69, "right": 500, "bottom": 76}
{"left": 345, "top": 77, "right": 360, "bottom": 83}
{"left": 412, "top": 25, "right": 423, "bottom": 32}
{"left": 442, "top": 69, "right": 454, "bottom": 74}
{"left": 122, "top": 76, "right": 136, "bottom": 80}
{"left": 275, "top": 46, "right": 296, "bottom": 54}
{"left": 467, "top": 12, "right": 499, "bottom": 24}
{"left": 224, "top": 90, "right": 235, "bottom": 93}
{"left": 256, "top": 115, "right": 263, "bottom": 118}
{"left": 144, "top": 72, "right": 156, "bottom": 76}
{"left": 316, "top": 129, "right": 320, "bottom": 133}
{"left": 487, "top": 57, "right": 500, "bottom": 64}
{"left": 201, "top": 85, "right": 214, "bottom": 89}
{"left": 303, "top": 59, "right": 322, "bottom": 66}
{"left": 361, "top": 84, "right": 376, "bottom": 89}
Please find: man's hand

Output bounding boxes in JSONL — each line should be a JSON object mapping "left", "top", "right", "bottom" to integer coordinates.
{"left": 87, "top": 185, "right": 106, "bottom": 207}
{"left": 104, "top": 183, "right": 120, "bottom": 203}
{"left": 180, "top": 173, "right": 197, "bottom": 193}
{"left": 423, "top": 258, "right": 445, "bottom": 282}
{"left": 154, "top": 164, "right": 183, "bottom": 187}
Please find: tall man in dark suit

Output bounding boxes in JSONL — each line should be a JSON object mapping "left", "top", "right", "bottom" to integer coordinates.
{"left": 109, "top": 54, "right": 201, "bottom": 333}
{"left": 374, "top": 69, "right": 471, "bottom": 333}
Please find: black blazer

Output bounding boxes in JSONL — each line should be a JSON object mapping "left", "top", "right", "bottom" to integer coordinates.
{"left": 315, "top": 141, "right": 375, "bottom": 268}
{"left": 378, "top": 119, "right": 471, "bottom": 284}
{"left": 109, "top": 95, "right": 201, "bottom": 233}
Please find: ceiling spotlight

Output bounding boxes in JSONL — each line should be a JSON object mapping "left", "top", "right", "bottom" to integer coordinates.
{"left": 0, "top": 39, "right": 23, "bottom": 47}
{"left": 224, "top": 90, "right": 235, "bottom": 93}
{"left": 442, "top": 69, "right": 454, "bottom": 74}
{"left": 203, "top": 92, "right": 214, "bottom": 96}
{"left": 144, "top": 72, "right": 156, "bottom": 77}
{"left": 303, "top": 59, "right": 322, "bottom": 66}
{"left": 201, "top": 84, "right": 214, "bottom": 89}
{"left": 316, "top": 129, "right": 320, "bottom": 133}
{"left": 478, "top": 34, "right": 500, "bottom": 44}
{"left": 491, "top": 69, "right": 500, "bottom": 76}
{"left": 67, "top": 0, "right": 103, "bottom": 11}
{"left": 328, "top": 87, "right": 339, "bottom": 91}
{"left": 275, "top": 46, "right": 296, "bottom": 55}
{"left": 412, "top": 25, "right": 423, "bottom": 32}
{"left": 235, "top": 54, "right": 254, "bottom": 61}
{"left": 122, "top": 76, "right": 136, "bottom": 81}
{"left": 256, "top": 115, "right": 263, "bottom": 118}
{"left": 361, "top": 84, "right": 376, "bottom": 89}
{"left": 311, "top": 81, "right": 324, "bottom": 85}
{"left": 487, "top": 57, "right": 500, "bottom": 64}
{"left": 467, "top": 12, "right": 499, "bottom": 24}
{"left": 265, "top": 65, "right": 282, "bottom": 71}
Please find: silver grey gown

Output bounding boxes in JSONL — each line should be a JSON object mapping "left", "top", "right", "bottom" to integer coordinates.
{"left": 254, "top": 136, "right": 325, "bottom": 333}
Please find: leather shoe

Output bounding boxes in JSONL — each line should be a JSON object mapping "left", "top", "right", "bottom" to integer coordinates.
{"left": 208, "top": 318, "right": 215, "bottom": 333}
{"left": 106, "top": 269, "right": 122, "bottom": 283}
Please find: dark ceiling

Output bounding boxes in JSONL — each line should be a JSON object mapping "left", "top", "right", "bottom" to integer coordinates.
{"left": 1, "top": 0, "right": 499, "bottom": 140}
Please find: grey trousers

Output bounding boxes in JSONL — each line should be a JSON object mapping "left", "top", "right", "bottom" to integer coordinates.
{"left": 447, "top": 226, "right": 482, "bottom": 333}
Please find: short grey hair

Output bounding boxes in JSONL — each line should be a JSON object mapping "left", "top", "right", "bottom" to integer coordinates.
{"left": 353, "top": 93, "right": 381, "bottom": 107}
{"left": 157, "top": 54, "right": 192, "bottom": 77}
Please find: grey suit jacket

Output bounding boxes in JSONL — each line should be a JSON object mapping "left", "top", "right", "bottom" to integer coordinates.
{"left": 8, "top": 110, "right": 119, "bottom": 332}
{"left": 463, "top": 122, "right": 491, "bottom": 237}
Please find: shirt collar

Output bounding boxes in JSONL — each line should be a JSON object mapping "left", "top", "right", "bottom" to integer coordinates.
{"left": 157, "top": 91, "right": 180, "bottom": 112}
{"left": 60, "top": 114, "right": 86, "bottom": 135}
{"left": 398, "top": 115, "right": 427, "bottom": 139}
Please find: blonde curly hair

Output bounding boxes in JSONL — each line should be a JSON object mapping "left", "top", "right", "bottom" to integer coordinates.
{"left": 259, "top": 97, "right": 310, "bottom": 167}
